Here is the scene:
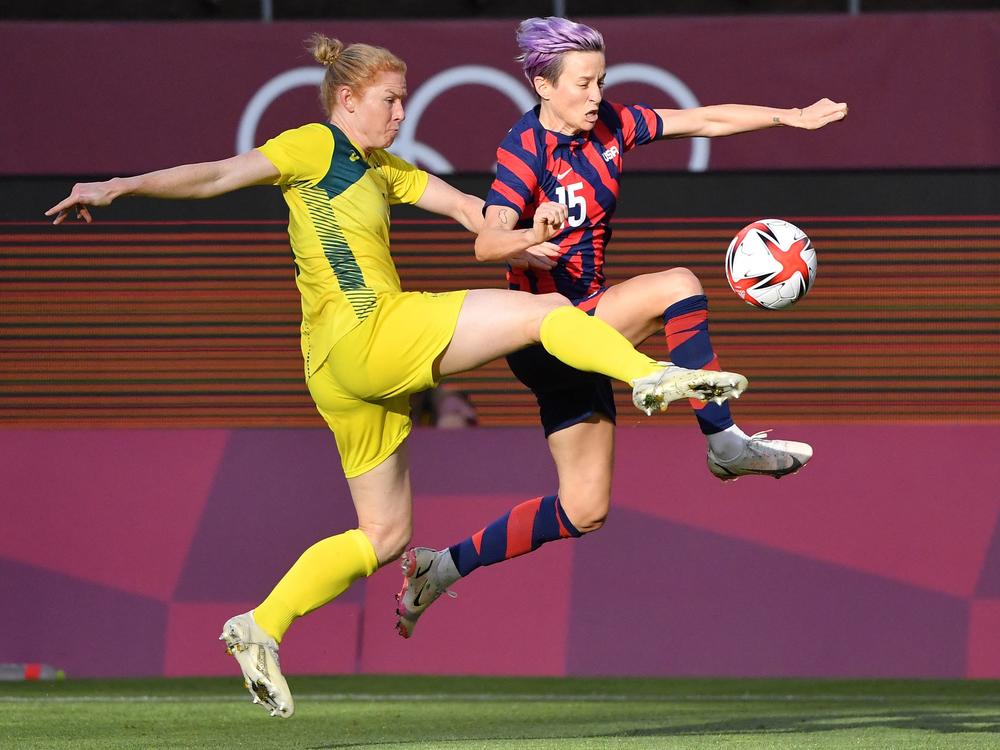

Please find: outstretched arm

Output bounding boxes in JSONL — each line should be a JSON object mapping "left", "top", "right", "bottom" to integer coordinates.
{"left": 656, "top": 98, "right": 848, "bottom": 139}
{"left": 45, "top": 150, "right": 280, "bottom": 224}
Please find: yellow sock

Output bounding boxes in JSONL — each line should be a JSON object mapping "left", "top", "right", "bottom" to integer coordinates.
{"left": 253, "top": 528, "right": 379, "bottom": 643}
{"left": 539, "top": 305, "right": 660, "bottom": 384}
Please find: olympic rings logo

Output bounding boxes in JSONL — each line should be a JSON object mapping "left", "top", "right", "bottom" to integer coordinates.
{"left": 236, "top": 63, "right": 709, "bottom": 173}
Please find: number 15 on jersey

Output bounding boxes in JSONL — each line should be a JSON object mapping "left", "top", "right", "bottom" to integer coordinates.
{"left": 555, "top": 182, "right": 587, "bottom": 228}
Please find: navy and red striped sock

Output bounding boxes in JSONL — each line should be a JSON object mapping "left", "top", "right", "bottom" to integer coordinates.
{"left": 448, "top": 495, "right": 581, "bottom": 578}
{"left": 664, "top": 294, "right": 734, "bottom": 435}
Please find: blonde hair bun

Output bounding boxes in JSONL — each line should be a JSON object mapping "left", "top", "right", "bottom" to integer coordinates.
{"left": 308, "top": 33, "right": 343, "bottom": 67}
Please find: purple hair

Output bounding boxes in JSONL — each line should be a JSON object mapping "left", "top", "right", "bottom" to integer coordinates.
{"left": 515, "top": 16, "right": 605, "bottom": 85}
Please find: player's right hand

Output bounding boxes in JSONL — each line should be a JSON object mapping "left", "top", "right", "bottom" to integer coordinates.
{"left": 45, "top": 180, "right": 118, "bottom": 224}
{"left": 531, "top": 201, "right": 568, "bottom": 244}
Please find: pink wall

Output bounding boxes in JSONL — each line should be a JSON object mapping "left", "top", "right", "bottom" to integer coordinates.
{"left": 3, "top": 423, "right": 999, "bottom": 678}
{"left": 3, "top": 12, "right": 998, "bottom": 175}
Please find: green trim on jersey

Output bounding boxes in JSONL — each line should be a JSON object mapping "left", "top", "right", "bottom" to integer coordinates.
{"left": 318, "top": 124, "right": 370, "bottom": 200}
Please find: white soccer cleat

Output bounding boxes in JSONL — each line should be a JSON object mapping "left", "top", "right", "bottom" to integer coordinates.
{"left": 395, "top": 547, "right": 455, "bottom": 640}
{"left": 219, "top": 611, "right": 294, "bottom": 718}
{"left": 631, "top": 363, "right": 748, "bottom": 416}
{"left": 708, "top": 431, "right": 813, "bottom": 481}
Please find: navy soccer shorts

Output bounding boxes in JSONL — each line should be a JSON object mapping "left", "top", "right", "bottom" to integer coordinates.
{"left": 505, "top": 289, "right": 616, "bottom": 437}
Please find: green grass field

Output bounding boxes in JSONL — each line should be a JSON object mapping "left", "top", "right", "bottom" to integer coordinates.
{"left": 3, "top": 675, "right": 999, "bottom": 749}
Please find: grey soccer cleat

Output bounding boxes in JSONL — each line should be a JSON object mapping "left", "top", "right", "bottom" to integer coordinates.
{"left": 708, "top": 431, "right": 813, "bottom": 481}
{"left": 220, "top": 611, "right": 294, "bottom": 718}
{"left": 395, "top": 547, "right": 456, "bottom": 639}
{"left": 631, "top": 363, "right": 748, "bottom": 416}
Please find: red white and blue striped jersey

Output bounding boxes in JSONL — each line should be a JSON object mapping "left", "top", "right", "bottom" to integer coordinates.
{"left": 485, "top": 100, "right": 663, "bottom": 300}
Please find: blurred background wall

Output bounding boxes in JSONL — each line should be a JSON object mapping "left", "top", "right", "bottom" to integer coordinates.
{"left": 2, "top": 5, "right": 999, "bottom": 679}
{"left": 4, "top": 0, "right": 999, "bottom": 19}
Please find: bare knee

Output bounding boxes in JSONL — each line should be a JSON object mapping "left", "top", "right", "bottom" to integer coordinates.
{"left": 537, "top": 292, "right": 572, "bottom": 319}
{"left": 526, "top": 292, "right": 572, "bottom": 342}
{"left": 657, "top": 267, "right": 703, "bottom": 305}
{"left": 357, "top": 522, "right": 411, "bottom": 567}
{"left": 558, "top": 489, "right": 611, "bottom": 535}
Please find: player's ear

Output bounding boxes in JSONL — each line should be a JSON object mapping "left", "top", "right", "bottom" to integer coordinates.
{"left": 533, "top": 76, "right": 551, "bottom": 101}
{"left": 337, "top": 85, "right": 356, "bottom": 114}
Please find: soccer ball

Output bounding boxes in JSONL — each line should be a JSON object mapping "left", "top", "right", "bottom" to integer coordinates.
{"left": 724, "top": 219, "right": 817, "bottom": 310}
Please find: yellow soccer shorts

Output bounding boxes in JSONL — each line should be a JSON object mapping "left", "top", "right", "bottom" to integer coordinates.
{"left": 307, "top": 290, "right": 468, "bottom": 478}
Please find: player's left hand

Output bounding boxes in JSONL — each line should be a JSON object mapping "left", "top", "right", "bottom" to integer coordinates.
{"left": 509, "top": 241, "right": 561, "bottom": 270}
{"left": 531, "top": 201, "right": 568, "bottom": 244}
{"left": 790, "top": 98, "right": 849, "bottom": 130}
{"left": 45, "top": 180, "right": 118, "bottom": 224}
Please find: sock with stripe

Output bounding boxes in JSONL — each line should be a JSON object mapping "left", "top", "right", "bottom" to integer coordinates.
{"left": 540, "top": 305, "right": 660, "bottom": 384}
{"left": 448, "top": 495, "right": 581, "bottom": 578}
{"left": 664, "top": 295, "right": 748, "bottom": 459}
{"left": 253, "top": 528, "right": 379, "bottom": 643}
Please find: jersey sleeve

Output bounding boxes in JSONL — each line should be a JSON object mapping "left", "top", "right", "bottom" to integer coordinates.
{"left": 484, "top": 132, "right": 539, "bottom": 216}
{"left": 607, "top": 102, "right": 664, "bottom": 152}
{"left": 374, "top": 150, "right": 430, "bottom": 206}
{"left": 256, "top": 123, "right": 333, "bottom": 186}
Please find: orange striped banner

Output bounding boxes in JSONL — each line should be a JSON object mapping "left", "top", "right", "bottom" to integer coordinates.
{"left": 2, "top": 216, "right": 998, "bottom": 427}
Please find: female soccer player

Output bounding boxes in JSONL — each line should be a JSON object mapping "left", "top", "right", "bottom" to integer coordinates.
{"left": 46, "top": 34, "right": 747, "bottom": 717}
{"left": 395, "top": 17, "right": 848, "bottom": 639}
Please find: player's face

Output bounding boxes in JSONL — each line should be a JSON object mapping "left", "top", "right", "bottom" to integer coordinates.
{"left": 353, "top": 70, "right": 407, "bottom": 151}
{"left": 540, "top": 51, "right": 606, "bottom": 135}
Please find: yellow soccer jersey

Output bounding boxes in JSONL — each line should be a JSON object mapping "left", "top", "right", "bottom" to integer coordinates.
{"left": 257, "top": 122, "right": 429, "bottom": 377}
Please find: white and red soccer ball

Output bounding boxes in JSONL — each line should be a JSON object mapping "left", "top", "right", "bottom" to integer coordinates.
{"left": 725, "top": 219, "right": 817, "bottom": 310}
